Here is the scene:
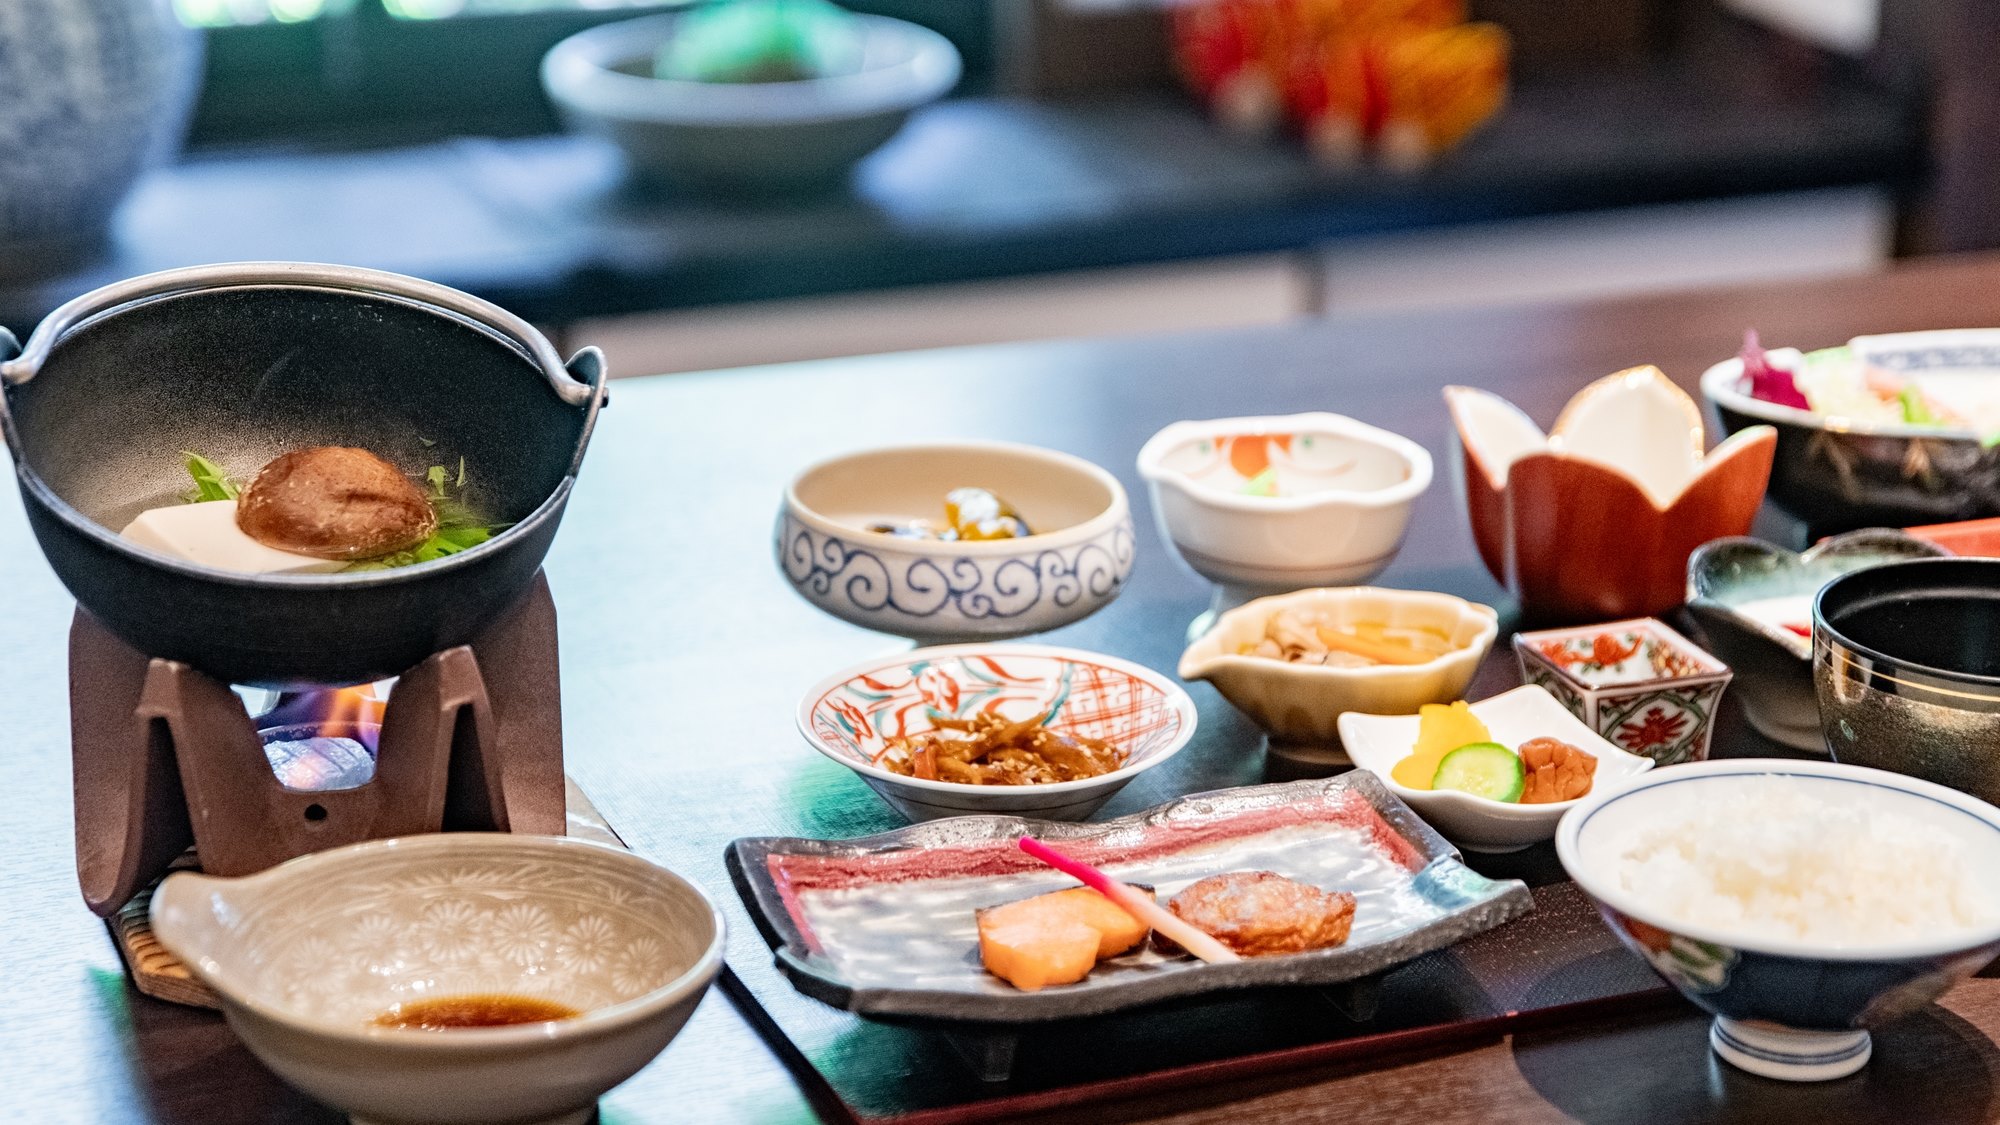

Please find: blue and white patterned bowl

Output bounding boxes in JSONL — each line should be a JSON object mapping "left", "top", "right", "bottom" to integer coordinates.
{"left": 777, "top": 441, "right": 1135, "bottom": 643}
{"left": 1558, "top": 759, "right": 2000, "bottom": 1082}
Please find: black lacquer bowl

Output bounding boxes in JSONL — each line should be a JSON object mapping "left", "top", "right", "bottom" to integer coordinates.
{"left": 1815, "top": 558, "right": 2000, "bottom": 804}
{"left": 0, "top": 263, "right": 608, "bottom": 687}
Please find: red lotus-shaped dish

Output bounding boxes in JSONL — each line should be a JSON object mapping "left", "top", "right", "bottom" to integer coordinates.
{"left": 1446, "top": 367, "right": 1777, "bottom": 624}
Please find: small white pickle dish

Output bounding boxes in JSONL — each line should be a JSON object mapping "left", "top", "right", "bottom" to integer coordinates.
{"left": 1338, "top": 683, "right": 1655, "bottom": 852}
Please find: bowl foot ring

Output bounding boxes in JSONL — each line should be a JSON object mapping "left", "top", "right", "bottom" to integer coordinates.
{"left": 1263, "top": 735, "right": 1352, "bottom": 780}
{"left": 1710, "top": 1017, "right": 1870, "bottom": 1081}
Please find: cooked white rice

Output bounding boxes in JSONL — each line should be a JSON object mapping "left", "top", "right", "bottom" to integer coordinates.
{"left": 1609, "top": 777, "right": 2000, "bottom": 946}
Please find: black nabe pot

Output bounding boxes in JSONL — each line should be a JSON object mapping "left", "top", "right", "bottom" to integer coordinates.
{"left": 0, "top": 262, "right": 608, "bottom": 687}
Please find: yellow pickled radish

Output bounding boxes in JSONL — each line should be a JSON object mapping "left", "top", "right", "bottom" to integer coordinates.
{"left": 1390, "top": 701, "right": 1491, "bottom": 789}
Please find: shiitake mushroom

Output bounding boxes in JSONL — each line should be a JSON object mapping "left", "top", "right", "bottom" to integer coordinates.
{"left": 236, "top": 447, "right": 437, "bottom": 561}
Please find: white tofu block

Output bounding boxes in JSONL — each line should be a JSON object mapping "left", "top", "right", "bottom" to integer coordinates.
{"left": 120, "top": 500, "right": 347, "bottom": 575}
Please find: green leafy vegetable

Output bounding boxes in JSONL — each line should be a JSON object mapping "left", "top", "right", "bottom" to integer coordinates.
{"left": 1240, "top": 467, "right": 1279, "bottom": 497}
{"left": 181, "top": 452, "right": 239, "bottom": 503}
{"left": 1899, "top": 385, "right": 1940, "bottom": 426}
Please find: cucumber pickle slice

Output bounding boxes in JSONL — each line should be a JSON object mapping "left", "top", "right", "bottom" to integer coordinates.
{"left": 1431, "top": 742, "right": 1524, "bottom": 803}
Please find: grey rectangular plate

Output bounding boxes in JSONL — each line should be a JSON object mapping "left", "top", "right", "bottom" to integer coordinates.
{"left": 727, "top": 772, "right": 1535, "bottom": 1023}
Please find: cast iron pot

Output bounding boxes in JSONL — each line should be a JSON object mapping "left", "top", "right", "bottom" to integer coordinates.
{"left": 0, "top": 262, "right": 608, "bottom": 687}
{"left": 1815, "top": 558, "right": 2000, "bottom": 805}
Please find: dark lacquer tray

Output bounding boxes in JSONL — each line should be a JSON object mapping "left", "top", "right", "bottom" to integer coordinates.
{"left": 728, "top": 773, "right": 1535, "bottom": 1023}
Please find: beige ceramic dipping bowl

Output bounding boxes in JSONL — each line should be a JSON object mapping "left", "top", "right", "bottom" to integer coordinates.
{"left": 1180, "top": 587, "right": 1498, "bottom": 769}
{"left": 778, "top": 441, "right": 1135, "bottom": 642}
{"left": 150, "top": 834, "right": 726, "bottom": 1125}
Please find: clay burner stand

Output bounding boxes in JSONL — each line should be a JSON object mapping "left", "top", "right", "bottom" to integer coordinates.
{"left": 73, "top": 574, "right": 568, "bottom": 919}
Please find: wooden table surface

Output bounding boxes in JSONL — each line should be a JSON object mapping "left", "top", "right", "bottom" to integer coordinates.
{"left": 12, "top": 253, "right": 2000, "bottom": 1124}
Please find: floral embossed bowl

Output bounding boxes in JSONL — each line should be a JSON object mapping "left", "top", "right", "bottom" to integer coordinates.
{"left": 1136, "top": 413, "right": 1432, "bottom": 633}
{"left": 1686, "top": 530, "right": 1946, "bottom": 750}
{"left": 150, "top": 834, "right": 726, "bottom": 1125}
{"left": 1448, "top": 367, "right": 1776, "bottom": 624}
{"left": 1559, "top": 759, "right": 2000, "bottom": 1082}
{"left": 777, "top": 441, "right": 1134, "bottom": 643}
{"left": 799, "top": 643, "right": 1197, "bottom": 821}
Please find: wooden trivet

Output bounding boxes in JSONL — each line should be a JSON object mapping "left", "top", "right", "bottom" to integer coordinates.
{"left": 107, "top": 776, "right": 626, "bottom": 1010}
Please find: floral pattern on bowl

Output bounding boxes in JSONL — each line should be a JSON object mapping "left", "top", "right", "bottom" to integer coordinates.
{"left": 1514, "top": 617, "right": 1731, "bottom": 766}
{"left": 1448, "top": 367, "right": 1776, "bottom": 623}
{"left": 799, "top": 644, "right": 1198, "bottom": 821}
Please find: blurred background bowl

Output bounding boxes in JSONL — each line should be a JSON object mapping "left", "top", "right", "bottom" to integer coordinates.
{"left": 777, "top": 441, "right": 1133, "bottom": 643}
{"left": 541, "top": 10, "right": 961, "bottom": 196}
{"left": 1137, "top": 412, "right": 1431, "bottom": 634}
{"left": 1687, "top": 530, "right": 1945, "bottom": 751}
{"left": 1815, "top": 558, "right": 2000, "bottom": 804}
{"left": 797, "top": 643, "right": 1196, "bottom": 821}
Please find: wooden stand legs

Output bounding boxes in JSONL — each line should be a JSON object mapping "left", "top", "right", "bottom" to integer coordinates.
{"left": 72, "top": 573, "right": 567, "bottom": 917}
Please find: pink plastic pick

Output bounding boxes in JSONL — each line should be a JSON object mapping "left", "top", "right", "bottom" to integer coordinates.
{"left": 1017, "top": 836, "right": 1240, "bottom": 964}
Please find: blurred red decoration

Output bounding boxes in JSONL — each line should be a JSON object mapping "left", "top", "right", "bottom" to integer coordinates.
{"left": 1171, "top": 0, "right": 1510, "bottom": 168}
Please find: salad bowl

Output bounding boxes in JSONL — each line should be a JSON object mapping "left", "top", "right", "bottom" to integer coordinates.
{"left": 1703, "top": 329, "right": 2000, "bottom": 534}
{"left": 1447, "top": 367, "right": 1775, "bottom": 625}
{"left": 542, "top": 11, "right": 961, "bottom": 195}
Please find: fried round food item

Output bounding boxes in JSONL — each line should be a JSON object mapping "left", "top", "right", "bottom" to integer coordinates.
{"left": 237, "top": 447, "right": 437, "bottom": 561}
{"left": 1162, "top": 871, "right": 1356, "bottom": 958}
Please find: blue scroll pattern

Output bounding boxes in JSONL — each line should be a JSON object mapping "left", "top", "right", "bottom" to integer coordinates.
{"left": 778, "top": 513, "right": 1135, "bottom": 626}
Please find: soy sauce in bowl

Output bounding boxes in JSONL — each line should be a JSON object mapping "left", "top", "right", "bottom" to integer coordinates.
{"left": 373, "top": 994, "right": 580, "bottom": 1030}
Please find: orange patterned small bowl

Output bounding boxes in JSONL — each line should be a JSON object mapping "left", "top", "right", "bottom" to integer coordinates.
{"left": 1446, "top": 367, "right": 1776, "bottom": 625}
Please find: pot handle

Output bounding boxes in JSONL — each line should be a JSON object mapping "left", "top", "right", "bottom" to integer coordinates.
{"left": 0, "top": 262, "right": 600, "bottom": 408}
